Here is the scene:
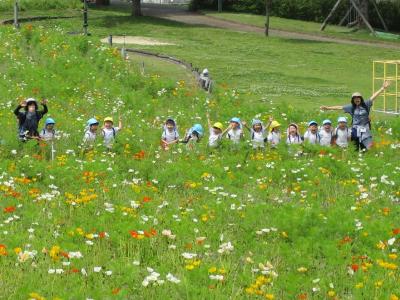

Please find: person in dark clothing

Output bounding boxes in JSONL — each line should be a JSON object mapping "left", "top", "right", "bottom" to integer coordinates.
{"left": 14, "top": 98, "right": 48, "bottom": 141}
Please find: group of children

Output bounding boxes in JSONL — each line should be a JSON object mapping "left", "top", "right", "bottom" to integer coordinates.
{"left": 14, "top": 98, "right": 353, "bottom": 154}
{"left": 161, "top": 114, "right": 353, "bottom": 150}
{"left": 14, "top": 98, "right": 122, "bottom": 150}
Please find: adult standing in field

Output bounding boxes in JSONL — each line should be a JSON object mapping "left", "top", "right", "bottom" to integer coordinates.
{"left": 14, "top": 98, "right": 48, "bottom": 142}
{"left": 320, "top": 81, "right": 391, "bottom": 150}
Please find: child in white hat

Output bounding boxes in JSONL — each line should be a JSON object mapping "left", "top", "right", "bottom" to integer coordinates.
{"left": 333, "top": 117, "right": 351, "bottom": 148}
{"left": 319, "top": 119, "right": 334, "bottom": 146}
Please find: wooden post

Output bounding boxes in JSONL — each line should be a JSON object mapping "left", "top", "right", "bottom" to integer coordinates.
{"left": 265, "top": 0, "right": 271, "bottom": 36}
{"left": 13, "top": 0, "right": 19, "bottom": 29}
{"left": 339, "top": 8, "right": 351, "bottom": 26}
{"left": 370, "top": 0, "right": 388, "bottom": 32}
{"left": 83, "top": 0, "right": 89, "bottom": 36}
{"left": 349, "top": 0, "right": 376, "bottom": 35}
{"left": 218, "top": 0, "right": 222, "bottom": 13}
{"left": 321, "top": 0, "right": 343, "bottom": 31}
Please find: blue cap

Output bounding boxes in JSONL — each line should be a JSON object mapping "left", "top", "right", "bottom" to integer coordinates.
{"left": 308, "top": 120, "right": 318, "bottom": 126}
{"left": 322, "top": 119, "right": 332, "bottom": 125}
{"left": 45, "top": 118, "right": 55, "bottom": 125}
{"left": 337, "top": 117, "right": 347, "bottom": 123}
{"left": 252, "top": 119, "right": 262, "bottom": 127}
{"left": 87, "top": 118, "right": 99, "bottom": 126}
{"left": 191, "top": 124, "right": 204, "bottom": 137}
{"left": 230, "top": 117, "right": 241, "bottom": 123}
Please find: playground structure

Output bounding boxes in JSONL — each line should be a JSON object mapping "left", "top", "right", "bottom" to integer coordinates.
{"left": 321, "top": 0, "right": 388, "bottom": 35}
{"left": 373, "top": 60, "right": 400, "bottom": 114}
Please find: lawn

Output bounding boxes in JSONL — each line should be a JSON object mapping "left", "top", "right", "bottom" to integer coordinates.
{"left": 0, "top": 5, "right": 399, "bottom": 300}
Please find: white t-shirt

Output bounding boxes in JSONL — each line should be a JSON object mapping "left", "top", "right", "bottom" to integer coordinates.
{"left": 40, "top": 129, "right": 55, "bottom": 141}
{"left": 83, "top": 130, "right": 97, "bottom": 144}
{"left": 208, "top": 128, "right": 222, "bottom": 148}
{"left": 319, "top": 129, "right": 333, "bottom": 146}
{"left": 267, "top": 131, "right": 280, "bottom": 147}
{"left": 335, "top": 127, "right": 351, "bottom": 148}
{"left": 226, "top": 128, "right": 243, "bottom": 143}
{"left": 102, "top": 127, "right": 120, "bottom": 147}
{"left": 251, "top": 129, "right": 266, "bottom": 148}
{"left": 304, "top": 131, "right": 320, "bottom": 144}
{"left": 162, "top": 129, "right": 179, "bottom": 143}
{"left": 286, "top": 134, "right": 302, "bottom": 145}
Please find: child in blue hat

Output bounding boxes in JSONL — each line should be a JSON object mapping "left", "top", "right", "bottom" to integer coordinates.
{"left": 319, "top": 119, "right": 334, "bottom": 146}
{"left": 40, "top": 118, "right": 56, "bottom": 142}
{"left": 333, "top": 117, "right": 351, "bottom": 148}
{"left": 226, "top": 117, "right": 244, "bottom": 144}
{"left": 304, "top": 121, "right": 320, "bottom": 145}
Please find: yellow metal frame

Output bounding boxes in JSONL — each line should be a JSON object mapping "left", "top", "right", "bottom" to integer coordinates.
{"left": 373, "top": 60, "right": 400, "bottom": 114}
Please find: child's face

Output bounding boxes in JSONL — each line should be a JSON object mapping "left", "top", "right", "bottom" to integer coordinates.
{"left": 309, "top": 124, "right": 317, "bottom": 133}
{"left": 253, "top": 124, "right": 262, "bottom": 132}
{"left": 90, "top": 124, "right": 99, "bottom": 132}
{"left": 104, "top": 121, "right": 113, "bottom": 129}
{"left": 230, "top": 122, "right": 239, "bottom": 129}
{"left": 272, "top": 127, "right": 280, "bottom": 133}
{"left": 166, "top": 123, "right": 175, "bottom": 131}
{"left": 46, "top": 124, "right": 54, "bottom": 130}
{"left": 28, "top": 104, "right": 36, "bottom": 112}
{"left": 289, "top": 125, "right": 297, "bottom": 135}
{"left": 213, "top": 127, "right": 222, "bottom": 135}
{"left": 338, "top": 122, "right": 347, "bottom": 129}
{"left": 323, "top": 124, "right": 332, "bottom": 131}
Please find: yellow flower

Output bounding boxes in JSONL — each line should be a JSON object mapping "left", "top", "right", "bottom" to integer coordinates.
{"left": 327, "top": 290, "right": 336, "bottom": 297}
{"left": 281, "top": 231, "right": 288, "bottom": 238}
{"left": 14, "top": 247, "right": 22, "bottom": 254}
{"left": 208, "top": 267, "right": 217, "bottom": 273}
{"left": 29, "top": 292, "right": 46, "bottom": 300}
{"left": 355, "top": 282, "right": 364, "bottom": 289}
{"left": 265, "top": 294, "right": 274, "bottom": 300}
{"left": 185, "top": 264, "right": 194, "bottom": 271}
{"left": 297, "top": 267, "right": 308, "bottom": 273}
{"left": 390, "top": 294, "right": 399, "bottom": 300}
{"left": 49, "top": 246, "right": 60, "bottom": 261}
{"left": 375, "top": 280, "right": 383, "bottom": 288}
{"left": 389, "top": 254, "right": 398, "bottom": 260}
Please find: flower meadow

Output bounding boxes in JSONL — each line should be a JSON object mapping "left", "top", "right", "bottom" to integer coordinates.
{"left": 0, "top": 25, "right": 400, "bottom": 299}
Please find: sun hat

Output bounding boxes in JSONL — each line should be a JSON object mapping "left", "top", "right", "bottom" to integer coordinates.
{"left": 308, "top": 120, "right": 318, "bottom": 126}
{"left": 213, "top": 122, "right": 224, "bottom": 130}
{"left": 45, "top": 118, "right": 55, "bottom": 125}
{"left": 87, "top": 118, "right": 99, "bottom": 126}
{"left": 104, "top": 117, "right": 113, "bottom": 123}
{"left": 322, "top": 119, "right": 332, "bottom": 125}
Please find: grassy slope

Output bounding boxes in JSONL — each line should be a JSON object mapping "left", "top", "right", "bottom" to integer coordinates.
{"left": 0, "top": 6, "right": 399, "bottom": 300}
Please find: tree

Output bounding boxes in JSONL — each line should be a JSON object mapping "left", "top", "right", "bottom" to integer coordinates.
{"left": 132, "top": 0, "right": 142, "bottom": 17}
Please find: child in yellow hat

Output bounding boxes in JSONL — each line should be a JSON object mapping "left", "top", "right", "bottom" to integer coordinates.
{"left": 206, "top": 112, "right": 230, "bottom": 148}
{"left": 267, "top": 120, "right": 281, "bottom": 148}
{"left": 102, "top": 116, "right": 122, "bottom": 149}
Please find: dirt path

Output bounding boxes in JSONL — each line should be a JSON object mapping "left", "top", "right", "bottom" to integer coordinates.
{"left": 122, "top": 3, "right": 400, "bottom": 50}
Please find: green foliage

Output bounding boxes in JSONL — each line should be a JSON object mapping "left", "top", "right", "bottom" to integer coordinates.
{"left": 194, "top": 0, "right": 400, "bottom": 31}
{"left": 0, "top": 0, "right": 81, "bottom": 12}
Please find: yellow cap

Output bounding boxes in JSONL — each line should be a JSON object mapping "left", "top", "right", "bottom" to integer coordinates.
{"left": 270, "top": 121, "right": 281, "bottom": 131}
{"left": 213, "top": 122, "right": 224, "bottom": 130}
{"left": 104, "top": 117, "right": 114, "bottom": 123}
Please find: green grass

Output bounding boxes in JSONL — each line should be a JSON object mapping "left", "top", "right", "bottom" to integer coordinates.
{"left": 0, "top": 7, "right": 399, "bottom": 300}
{"left": 203, "top": 11, "right": 400, "bottom": 44}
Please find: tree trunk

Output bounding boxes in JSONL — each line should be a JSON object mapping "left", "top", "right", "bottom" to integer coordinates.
{"left": 132, "top": 0, "right": 142, "bottom": 17}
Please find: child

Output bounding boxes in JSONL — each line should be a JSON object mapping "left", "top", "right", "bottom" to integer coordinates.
{"left": 14, "top": 98, "right": 48, "bottom": 141}
{"left": 102, "top": 116, "right": 122, "bottom": 150}
{"left": 333, "top": 117, "right": 351, "bottom": 148}
{"left": 181, "top": 124, "right": 204, "bottom": 150}
{"left": 207, "top": 113, "right": 229, "bottom": 148}
{"left": 267, "top": 120, "right": 281, "bottom": 148}
{"left": 243, "top": 118, "right": 272, "bottom": 150}
{"left": 199, "top": 68, "right": 211, "bottom": 91}
{"left": 40, "top": 118, "right": 56, "bottom": 141}
{"left": 319, "top": 119, "right": 334, "bottom": 147}
{"left": 226, "top": 117, "right": 244, "bottom": 144}
{"left": 303, "top": 121, "right": 320, "bottom": 144}
{"left": 161, "top": 118, "right": 179, "bottom": 150}
{"left": 286, "top": 123, "right": 303, "bottom": 144}
{"left": 83, "top": 118, "right": 99, "bottom": 147}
